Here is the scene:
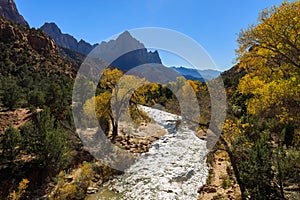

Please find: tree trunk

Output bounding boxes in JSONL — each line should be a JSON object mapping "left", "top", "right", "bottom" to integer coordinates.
{"left": 111, "top": 121, "right": 118, "bottom": 141}
{"left": 277, "top": 146, "right": 285, "bottom": 199}
{"left": 219, "top": 135, "right": 247, "bottom": 200}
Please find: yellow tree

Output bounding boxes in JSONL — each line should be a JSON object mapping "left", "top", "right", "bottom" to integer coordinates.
{"left": 84, "top": 68, "right": 146, "bottom": 140}
{"left": 237, "top": 1, "right": 300, "bottom": 128}
{"left": 235, "top": 3, "right": 300, "bottom": 197}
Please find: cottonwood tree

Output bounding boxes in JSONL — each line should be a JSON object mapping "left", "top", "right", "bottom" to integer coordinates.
{"left": 237, "top": 1, "right": 300, "bottom": 141}
{"left": 231, "top": 1, "right": 300, "bottom": 198}
{"left": 84, "top": 68, "right": 146, "bottom": 141}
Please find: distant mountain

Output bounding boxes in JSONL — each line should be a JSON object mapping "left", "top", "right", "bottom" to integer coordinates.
{"left": 92, "top": 31, "right": 162, "bottom": 71}
{"left": 171, "top": 66, "right": 221, "bottom": 81}
{"left": 0, "top": 0, "right": 28, "bottom": 26}
{"left": 41, "top": 22, "right": 97, "bottom": 55}
{"left": 127, "top": 63, "right": 181, "bottom": 84}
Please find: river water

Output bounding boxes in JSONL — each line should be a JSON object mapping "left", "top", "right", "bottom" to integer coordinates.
{"left": 88, "top": 106, "right": 208, "bottom": 200}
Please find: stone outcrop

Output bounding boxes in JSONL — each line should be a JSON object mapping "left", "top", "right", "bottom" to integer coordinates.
{"left": 0, "top": 18, "right": 58, "bottom": 54}
{"left": 0, "top": 0, "right": 28, "bottom": 26}
{"left": 27, "top": 33, "right": 57, "bottom": 54}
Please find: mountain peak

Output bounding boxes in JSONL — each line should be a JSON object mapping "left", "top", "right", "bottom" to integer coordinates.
{"left": 90, "top": 31, "right": 161, "bottom": 71}
{"left": 41, "top": 22, "right": 96, "bottom": 55}
{"left": 0, "top": 0, "right": 28, "bottom": 26}
{"left": 117, "top": 30, "right": 133, "bottom": 39}
{"left": 41, "top": 22, "right": 62, "bottom": 36}
{"left": 115, "top": 30, "right": 145, "bottom": 50}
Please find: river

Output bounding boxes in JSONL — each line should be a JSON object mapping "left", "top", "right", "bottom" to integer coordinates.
{"left": 87, "top": 106, "right": 208, "bottom": 200}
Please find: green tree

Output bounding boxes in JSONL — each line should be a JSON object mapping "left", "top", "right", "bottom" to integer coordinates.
{"left": 27, "top": 89, "right": 45, "bottom": 108}
{"left": 218, "top": 2, "right": 300, "bottom": 199}
{"left": 239, "top": 132, "right": 276, "bottom": 199}
{"left": 45, "top": 77, "right": 73, "bottom": 121}
{"left": 0, "top": 125, "right": 21, "bottom": 163}
{"left": 21, "top": 108, "right": 70, "bottom": 170}
{"left": 0, "top": 77, "right": 24, "bottom": 110}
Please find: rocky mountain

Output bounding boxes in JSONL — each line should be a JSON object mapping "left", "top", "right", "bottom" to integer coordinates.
{"left": 111, "top": 48, "right": 162, "bottom": 72}
{"left": 41, "top": 22, "right": 97, "bottom": 55}
{"left": 0, "top": 0, "right": 28, "bottom": 26}
{"left": 0, "top": 17, "right": 76, "bottom": 77}
{"left": 91, "top": 31, "right": 162, "bottom": 71}
{"left": 171, "top": 66, "right": 221, "bottom": 81}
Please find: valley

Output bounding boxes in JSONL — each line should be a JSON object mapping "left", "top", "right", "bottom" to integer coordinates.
{"left": 0, "top": 0, "right": 299, "bottom": 200}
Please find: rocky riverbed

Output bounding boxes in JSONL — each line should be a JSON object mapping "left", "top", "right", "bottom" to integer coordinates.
{"left": 87, "top": 106, "right": 209, "bottom": 200}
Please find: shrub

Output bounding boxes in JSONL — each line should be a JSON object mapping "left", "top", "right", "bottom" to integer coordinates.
{"left": 8, "top": 179, "right": 29, "bottom": 200}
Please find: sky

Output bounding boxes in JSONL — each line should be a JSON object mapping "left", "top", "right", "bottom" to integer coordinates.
{"left": 15, "top": 0, "right": 284, "bottom": 71}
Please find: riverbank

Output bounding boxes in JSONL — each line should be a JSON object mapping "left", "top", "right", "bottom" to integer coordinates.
{"left": 112, "top": 121, "right": 168, "bottom": 153}
{"left": 197, "top": 148, "right": 241, "bottom": 200}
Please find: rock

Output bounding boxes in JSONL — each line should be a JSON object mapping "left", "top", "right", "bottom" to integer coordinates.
{"left": 48, "top": 183, "right": 55, "bottom": 187}
{"left": 142, "top": 146, "right": 149, "bottom": 152}
{"left": 196, "top": 129, "right": 207, "bottom": 140}
{"left": 96, "top": 180, "right": 104, "bottom": 186}
{"left": 124, "top": 146, "right": 130, "bottom": 150}
{"left": 92, "top": 174, "right": 102, "bottom": 182}
{"left": 87, "top": 187, "right": 99, "bottom": 194}
{"left": 64, "top": 175, "right": 73, "bottom": 182}
{"left": 218, "top": 157, "right": 225, "bottom": 161}
{"left": 198, "top": 185, "right": 217, "bottom": 193}
{"left": 115, "top": 137, "right": 122, "bottom": 142}
{"left": 284, "top": 184, "right": 299, "bottom": 191}
{"left": 27, "top": 34, "right": 58, "bottom": 54}
{"left": 186, "top": 170, "right": 195, "bottom": 179}
{"left": 130, "top": 148, "right": 136, "bottom": 152}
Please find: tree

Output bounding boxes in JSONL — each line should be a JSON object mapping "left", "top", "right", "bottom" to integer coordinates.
{"left": 84, "top": 68, "right": 146, "bottom": 141}
{"left": 237, "top": 1, "right": 300, "bottom": 141}
{"left": 45, "top": 77, "right": 73, "bottom": 121}
{"left": 21, "top": 108, "right": 70, "bottom": 170}
{"left": 239, "top": 132, "right": 276, "bottom": 199}
{"left": 0, "top": 125, "right": 21, "bottom": 163}
{"left": 237, "top": 1, "right": 300, "bottom": 71}
{"left": 0, "top": 77, "right": 24, "bottom": 110}
{"left": 230, "top": 2, "right": 300, "bottom": 198}
{"left": 27, "top": 89, "right": 45, "bottom": 108}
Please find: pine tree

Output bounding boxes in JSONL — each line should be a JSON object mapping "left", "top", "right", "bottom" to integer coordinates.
{"left": 0, "top": 125, "right": 21, "bottom": 164}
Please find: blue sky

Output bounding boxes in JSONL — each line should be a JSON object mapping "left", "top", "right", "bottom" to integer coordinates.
{"left": 15, "top": 0, "right": 284, "bottom": 71}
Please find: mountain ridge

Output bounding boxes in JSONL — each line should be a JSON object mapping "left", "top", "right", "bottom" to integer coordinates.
{"left": 0, "top": 0, "right": 28, "bottom": 26}
{"left": 40, "top": 22, "right": 97, "bottom": 55}
{"left": 171, "top": 66, "right": 221, "bottom": 81}
{"left": 91, "top": 31, "right": 162, "bottom": 71}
